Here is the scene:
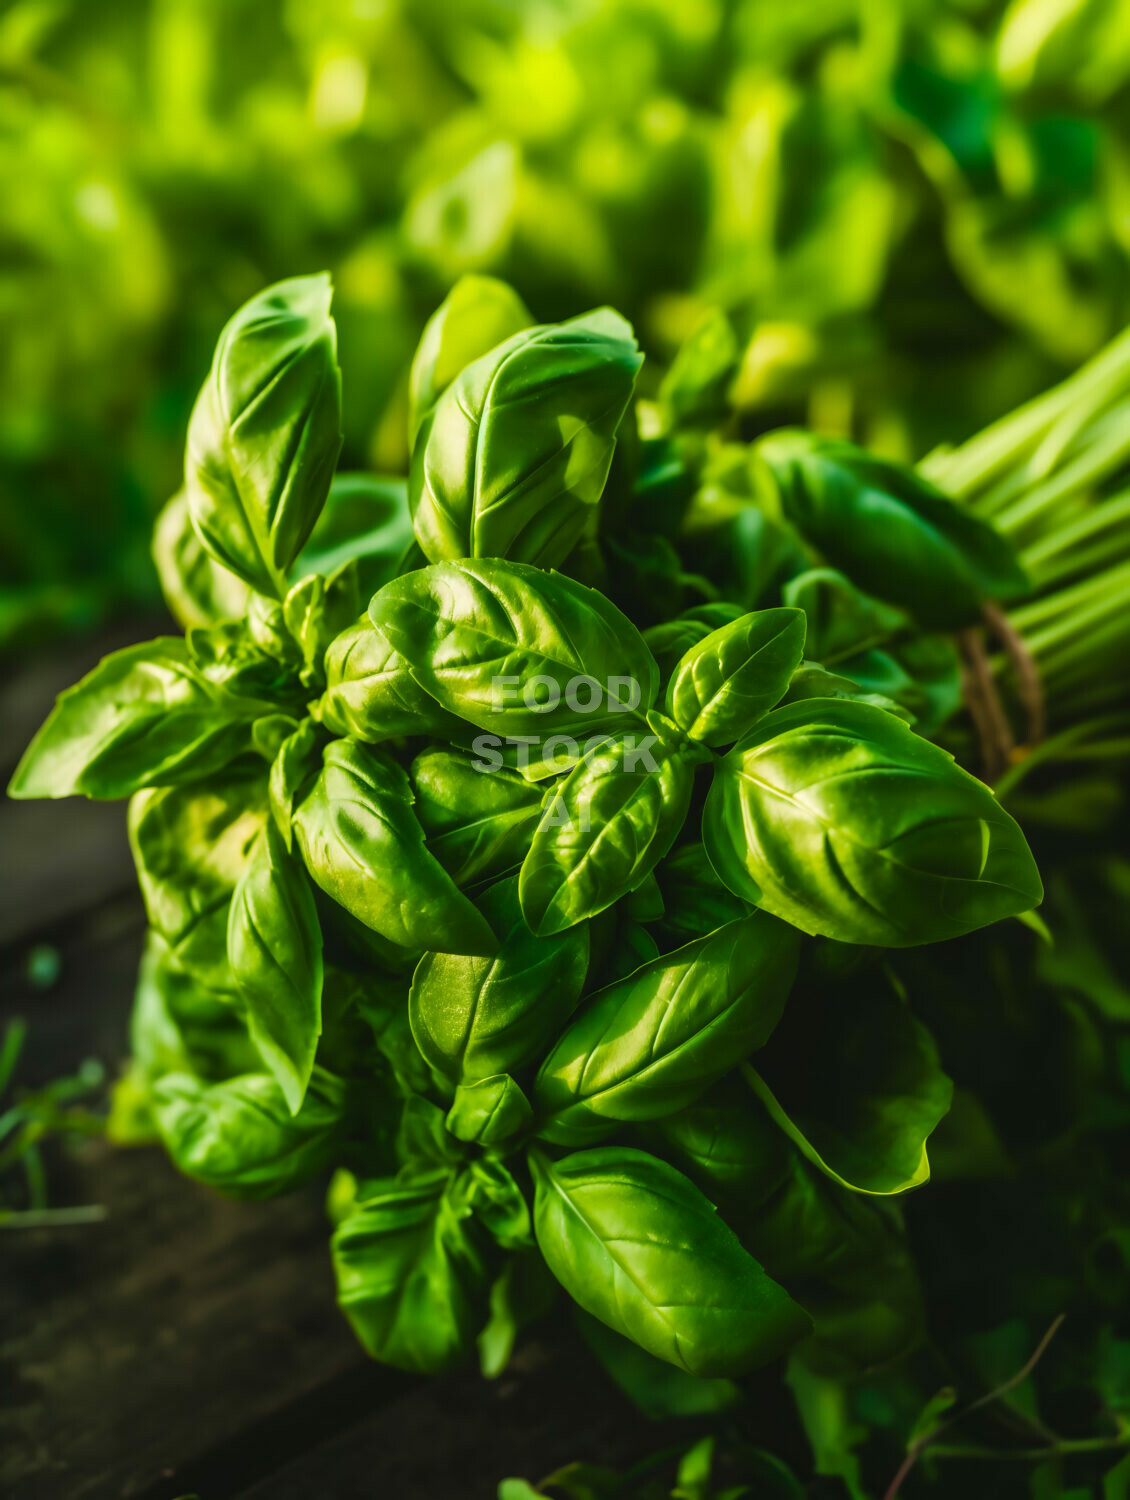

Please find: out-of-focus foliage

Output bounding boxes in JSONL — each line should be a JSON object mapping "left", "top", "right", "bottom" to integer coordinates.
{"left": 4, "top": 0, "right": 1130, "bottom": 651}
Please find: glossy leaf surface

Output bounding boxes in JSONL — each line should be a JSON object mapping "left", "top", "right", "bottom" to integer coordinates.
{"left": 185, "top": 274, "right": 342, "bottom": 596}
{"left": 666, "top": 607, "right": 806, "bottom": 747}
{"left": 370, "top": 559, "right": 658, "bottom": 737}
{"left": 704, "top": 699, "right": 1043, "bottom": 945}
{"left": 519, "top": 716, "right": 699, "bottom": 936}
{"left": 534, "top": 914, "right": 799, "bottom": 1147}
{"left": 412, "top": 310, "right": 641, "bottom": 569}
{"left": 228, "top": 819, "right": 323, "bottom": 1114}
{"left": 530, "top": 1146, "right": 809, "bottom": 1375}
{"left": 293, "top": 738, "right": 497, "bottom": 955}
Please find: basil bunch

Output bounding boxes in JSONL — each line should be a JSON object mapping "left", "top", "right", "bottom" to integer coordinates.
{"left": 10, "top": 273, "right": 1042, "bottom": 1388}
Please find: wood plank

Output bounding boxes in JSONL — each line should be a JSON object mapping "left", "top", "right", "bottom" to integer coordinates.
{"left": 231, "top": 1339, "right": 662, "bottom": 1500}
{"left": 0, "top": 1138, "right": 381, "bottom": 1500}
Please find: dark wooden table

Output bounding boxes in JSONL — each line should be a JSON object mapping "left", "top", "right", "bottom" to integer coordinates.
{"left": 0, "top": 622, "right": 665, "bottom": 1500}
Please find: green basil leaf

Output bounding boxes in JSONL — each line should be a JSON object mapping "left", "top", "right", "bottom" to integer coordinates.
{"left": 598, "top": 922, "right": 661, "bottom": 986}
{"left": 187, "top": 620, "right": 302, "bottom": 706}
{"left": 755, "top": 430, "right": 1028, "bottom": 629}
{"left": 746, "top": 976, "right": 953, "bottom": 1195}
{"left": 250, "top": 714, "right": 301, "bottom": 763}
{"left": 331, "top": 1172, "right": 491, "bottom": 1374}
{"left": 319, "top": 615, "right": 462, "bottom": 742}
{"left": 665, "top": 607, "right": 806, "bottom": 747}
{"left": 9, "top": 638, "right": 264, "bottom": 800}
{"left": 282, "top": 566, "right": 361, "bottom": 684}
{"left": 529, "top": 1146, "right": 809, "bottom": 1375}
{"left": 129, "top": 769, "right": 268, "bottom": 998}
{"left": 781, "top": 661, "right": 914, "bottom": 723}
{"left": 534, "top": 913, "right": 799, "bottom": 1147}
{"left": 151, "top": 1066, "right": 346, "bottom": 1200}
{"left": 641, "top": 603, "right": 744, "bottom": 683}
{"left": 576, "top": 1313, "right": 741, "bottom": 1421}
{"left": 152, "top": 488, "right": 250, "bottom": 630}
{"left": 247, "top": 591, "right": 303, "bottom": 666}
{"left": 269, "top": 718, "right": 322, "bottom": 850}
{"left": 781, "top": 569, "right": 904, "bottom": 665}
{"left": 396, "top": 1096, "right": 466, "bottom": 1174}
{"left": 293, "top": 737, "right": 497, "bottom": 956}
{"left": 227, "top": 820, "right": 323, "bottom": 1115}
{"left": 369, "top": 558, "right": 658, "bottom": 738}
{"left": 658, "top": 307, "right": 739, "bottom": 431}
{"left": 185, "top": 273, "right": 342, "bottom": 597}
{"left": 661, "top": 1085, "right": 924, "bottom": 1370}
{"left": 478, "top": 1253, "right": 556, "bottom": 1379}
{"left": 411, "top": 310, "right": 642, "bottom": 569}
{"left": 703, "top": 699, "right": 1043, "bottom": 945}
{"left": 657, "top": 1081, "right": 794, "bottom": 1208}
{"left": 624, "top": 870, "right": 664, "bottom": 922}
{"left": 519, "top": 716, "right": 699, "bottom": 936}
{"left": 411, "top": 746, "right": 543, "bottom": 887}
{"left": 130, "top": 933, "right": 260, "bottom": 1084}
{"left": 445, "top": 1074, "right": 534, "bottom": 1149}
{"left": 890, "top": 634, "right": 963, "bottom": 737}
{"left": 295, "top": 473, "right": 415, "bottom": 600}
{"left": 653, "top": 842, "right": 750, "bottom": 945}
{"left": 466, "top": 1157, "right": 534, "bottom": 1251}
{"left": 410, "top": 876, "right": 590, "bottom": 1089}
{"left": 408, "top": 274, "right": 533, "bottom": 445}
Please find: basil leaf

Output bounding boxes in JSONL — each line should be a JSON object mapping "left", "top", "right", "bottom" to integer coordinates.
{"left": 534, "top": 913, "right": 799, "bottom": 1147}
{"left": 131, "top": 932, "right": 260, "bottom": 1084}
{"left": 576, "top": 1314, "right": 741, "bottom": 1421}
{"left": 519, "top": 715, "right": 700, "bottom": 936}
{"left": 445, "top": 1074, "right": 534, "bottom": 1149}
{"left": 465, "top": 1157, "right": 534, "bottom": 1251}
{"left": 370, "top": 559, "right": 658, "bottom": 738}
{"left": 185, "top": 274, "right": 342, "bottom": 597}
{"left": 247, "top": 592, "right": 304, "bottom": 666}
{"left": 529, "top": 1146, "right": 809, "bottom": 1375}
{"left": 642, "top": 603, "right": 744, "bottom": 682}
{"left": 411, "top": 310, "right": 642, "bottom": 569}
{"left": 410, "top": 877, "right": 590, "bottom": 1089}
{"left": 9, "top": 638, "right": 264, "bottom": 800}
{"left": 151, "top": 1066, "right": 346, "bottom": 1200}
{"left": 187, "top": 621, "right": 302, "bottom": 707}
{"left": 293, "top": 738, "right": 498, "bottom": 956}
{"left": 295, "top": 473, "right": 415, "bottom": 600}
{"left": 598, "top": 921, "right": 661, "bottom": 986}
{"left": 653, "top": 842, "right": 750, "bottom": 945}
{"left": 411, "top": 747, "right": 543, "bottom": 887}
{"left": 755, "top": 430, "right": 1028, "bottom": 628}
{"left": 319, "top": 616, "right": 462, "bottom": 742}
{"left": 746, "top": 975, "right": 953, "bottom": 1195}
{"left": 129, "top": 769, "right": 268, "bottom": 997}
{"left": 152, "top": 488, "right": 250, "bottom": 630}
{"left": 228, "top": 820, "right": 323, "bottom": 1115}
{"left": 282, "top": 566, "right": 361, "bottom": 684}
{"left": 703, "top": 699, "right": 1043, "bottom": 945}
{"left": 331, "top": 1173, "right": 491, "bottom": 1374}
{"left": 781, "top": 661, "right": 914, "bottom": 723}
{"left": 661, "top": 1085, "right": 924, "bottom": 1369}
{"left": 658, "top": 307, "right": 739, "bottom": 431}
{"left": 665, "top": 607, "right": 806, "bottom": 747}
{"left": 478, "top": 1254, "right": 556, "bottom": 1378}
{"left": 407, "top": 274, "right": 533, "bottom": 445}
{"left": 889, "top": 635, "right": 963, "bottom": 737}
{"left": 781, "top": 569, "right": 904, "bottom": 665}
{"left": 269, "top": 717, "right": 322, "bottom": 850}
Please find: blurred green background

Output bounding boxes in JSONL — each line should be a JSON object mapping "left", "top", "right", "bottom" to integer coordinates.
{"left": 4, "top": 0, "right": 1130, "bottom": 655}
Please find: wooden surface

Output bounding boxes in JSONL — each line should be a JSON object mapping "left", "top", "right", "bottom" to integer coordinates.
{"left": 0, "top": 623, "right": 665, "bottom": 1500}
